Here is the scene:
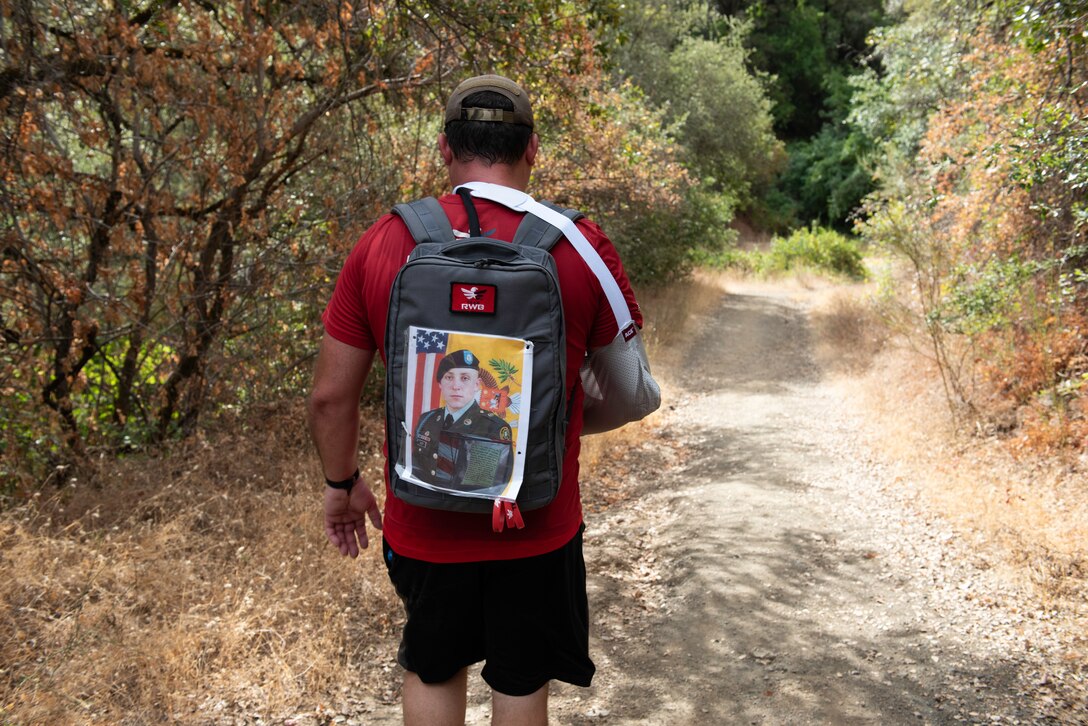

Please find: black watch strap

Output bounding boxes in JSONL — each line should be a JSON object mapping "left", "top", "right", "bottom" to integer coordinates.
{"left": 325, "top": 468, "right": 359, "bottom": 492}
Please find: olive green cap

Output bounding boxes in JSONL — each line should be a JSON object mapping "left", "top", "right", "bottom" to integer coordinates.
{"left": 444, "top": 74, "right": 534, "bottom": 128}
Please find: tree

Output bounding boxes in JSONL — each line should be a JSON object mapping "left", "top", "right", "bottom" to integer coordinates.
{"left": 728, "top": 0, "right": 885, "bottom": 138}
{"left": 0, "top": 0, "right": 605, "bottom": 479}
{"left": 696, "top": 0, "right": 886, "bottom": 229}
{"left": 610, "top": 0, "right": 783, "bottom": 203}
{"left": 856, "top": 0, "right": 1088, "bottom": 448}
{"left": 535, "top": 75, "right": 735, "bottom": 283}
{"left": 848, "top": 0, "right": 980, "bottom": 168}
{"left": 668, "top": 35, "right": 781, "bottom": 195}
{"left": 1, "top": 0, "right": 705, "bottom": 485}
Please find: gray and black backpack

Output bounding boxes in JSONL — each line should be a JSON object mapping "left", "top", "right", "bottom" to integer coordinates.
{"left": 384, "top": 188, "right": 582, "bottom": 531}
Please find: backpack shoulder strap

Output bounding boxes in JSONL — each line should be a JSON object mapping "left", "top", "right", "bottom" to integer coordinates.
{"left": 391, "top": 197, "right": 454, "bottom": 245}
{"left": 512, "top": 201, "right": 584, "bottom": 251}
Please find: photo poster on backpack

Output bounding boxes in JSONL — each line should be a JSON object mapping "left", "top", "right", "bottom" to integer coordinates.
{"left": 399, "top": 325, "right": 534, "bottom": 501}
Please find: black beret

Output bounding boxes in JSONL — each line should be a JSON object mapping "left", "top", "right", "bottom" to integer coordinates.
{"left": 436, "top": 349, "right": 480, "bottom": 381}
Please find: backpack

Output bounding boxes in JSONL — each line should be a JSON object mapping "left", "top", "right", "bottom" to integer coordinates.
{"left": 385, "top": 188, "right": 582, "bottom": 532}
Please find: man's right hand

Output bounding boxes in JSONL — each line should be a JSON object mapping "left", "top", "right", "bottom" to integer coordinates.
{"left": 324, "top": 481, "right": 383, "bottom": 558}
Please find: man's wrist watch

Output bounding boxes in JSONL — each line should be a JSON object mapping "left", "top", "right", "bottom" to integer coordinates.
{"left": 325, "top": 468, "right": 359, "bottom": 492}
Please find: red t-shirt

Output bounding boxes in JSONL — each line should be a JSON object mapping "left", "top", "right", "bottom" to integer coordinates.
{"left": 323, "top": 193, "right": 642, "bottom": 563}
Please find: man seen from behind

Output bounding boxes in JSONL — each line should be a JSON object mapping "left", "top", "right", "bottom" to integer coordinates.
{"left": 307, "top": 74, "right": 643, "bottom": 725}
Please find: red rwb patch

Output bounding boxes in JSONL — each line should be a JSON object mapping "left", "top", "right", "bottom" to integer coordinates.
{"left": 450, "top": 283, "right": 496, "bottom": 314}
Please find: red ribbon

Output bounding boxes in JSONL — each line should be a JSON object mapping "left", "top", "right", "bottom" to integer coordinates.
{"left": 492, "top": 500, "right": 525, "bottom": 532}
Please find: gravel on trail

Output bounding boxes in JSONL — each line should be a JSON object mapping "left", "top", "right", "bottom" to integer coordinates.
{"left": 544, "top": 284, "right": 1081, "bottom": 725}
{"left": 266, "top": 282, "right": 1083, "bottom": 725}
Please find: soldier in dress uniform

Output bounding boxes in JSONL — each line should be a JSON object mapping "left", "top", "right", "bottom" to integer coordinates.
{"left": 412, "top": 349, "right": 513, "bottom": 489}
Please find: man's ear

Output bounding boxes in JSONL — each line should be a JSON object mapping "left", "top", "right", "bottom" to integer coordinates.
{"left": 525, "top": 132, "right": 539, "bottom": 167}
{"left": 438, "top": 132, "right": 454, "bottom": 166}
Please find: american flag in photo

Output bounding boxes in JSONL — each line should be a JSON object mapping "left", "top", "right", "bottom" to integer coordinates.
{"left": 413, "top": 328, "right": 449, "bottom": 414}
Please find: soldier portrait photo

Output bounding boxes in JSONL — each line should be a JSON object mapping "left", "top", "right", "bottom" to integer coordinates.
{"left": 410, "top": 348, "right": 514, "bottom": 492}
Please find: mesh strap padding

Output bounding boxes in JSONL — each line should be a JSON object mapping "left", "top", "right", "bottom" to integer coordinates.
{"left": 392, "top": 197, "right": 455, "bottom": 245}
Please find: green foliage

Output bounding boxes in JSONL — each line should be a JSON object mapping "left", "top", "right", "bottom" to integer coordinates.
{"left": 667, "top": 34, "right": 783, "bottom": 197}
{"left": 765, "top": 226, "right": 868, "bottom": 278}
{"left": 535, "top": 77, "right": 738, "bottom": 285}
{"left": 0, "top": 386, "right": 62, "bottom": 495}
{"left": 702, "top": 225, "right": 867, "bottom": 279}
{"left": 727, "top": 0, "right": 886, "bottom": 138}
{"left": 1008, "top": 104, "right": 1088, "bottom": 202}
{"left": 770, "top": 123, "right": 876, "bottom": 229}
{"left": 73, "top": 340, "right": 177, "bottom": 449}
{"left": 489, "top": 359, "right": 520, "bottom": 386}
{"left": 937, "top": 257, "right": 1041, "bottom": 335}
{"left": 741, "top": 1, "right": 829, "bottom": 135}
{"left": 705, "top": 0, "right": 885, "bottom": 228}
{"left": 1004, "top": 0, "right": 1088, "bottom": 53}
{"left": 623, "top": 185, "right": 740, "bottom": 284}
{"left": 610, "top": 1, "right": 783, "bottom": 204}
{"left": 847, "top": 1, "right": 979, "bottom": 166}
{"left": 843, "top": 1, "right": 984, "bottom": 236}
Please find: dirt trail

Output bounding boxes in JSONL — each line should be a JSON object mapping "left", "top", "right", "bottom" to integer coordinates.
{"left": 542, "top": 283, "right": 1065, "bottom": 725}
{"left": 348, "top": 281, "right": 1069, "bottom": 725}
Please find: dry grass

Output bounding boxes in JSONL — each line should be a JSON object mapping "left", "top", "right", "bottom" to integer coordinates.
{"left": 0, "top": 273, "right": 707, "bottom": 725}
{"left": 636, "top": 269, "right": 733, "bottom": 373}
{"left": 812, "top": 283, "right": 1087, "bottom": 722}
{"left": 5, "top": 267, "right": 1085, "bottom": 723}
{"left": 854, "top": 344, "right": 1088, "bottom": 604}
{"left": 809, "top": 289, "right": 890, "bottom": 375}
{"left": 1, "top": 404, "right": 401, "bottom": 724}
{"left": 814, "top": 285, "right": 1088, "bottom": 648}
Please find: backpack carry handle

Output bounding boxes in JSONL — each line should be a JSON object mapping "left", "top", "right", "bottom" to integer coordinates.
{"left": 434, "top": 238, "right": 528, "bottom": 264}
{"left": 457, "top": 187, "right": 484, "bottom": 237}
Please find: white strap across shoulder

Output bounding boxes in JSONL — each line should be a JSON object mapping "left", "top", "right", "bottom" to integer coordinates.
{"left": 455, "top": 182, "right": 635, "bottom": 333}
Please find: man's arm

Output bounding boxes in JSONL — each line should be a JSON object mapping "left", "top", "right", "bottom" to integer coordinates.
{"left": 307, "top": 332, "right": 382, "bottom": 557}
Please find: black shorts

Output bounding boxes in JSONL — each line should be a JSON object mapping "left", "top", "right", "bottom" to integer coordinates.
{"left": 382, "top": 526, "right": 595, "bottom": 697}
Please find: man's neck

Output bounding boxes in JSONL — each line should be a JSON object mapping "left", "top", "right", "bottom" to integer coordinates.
{"left": 448, "top": 161, "right": 529, "bottom": 191}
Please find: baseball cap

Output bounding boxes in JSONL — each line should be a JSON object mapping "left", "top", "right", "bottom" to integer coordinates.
{"left": 444, "top": 74, "right": 534, "bottom": 128}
